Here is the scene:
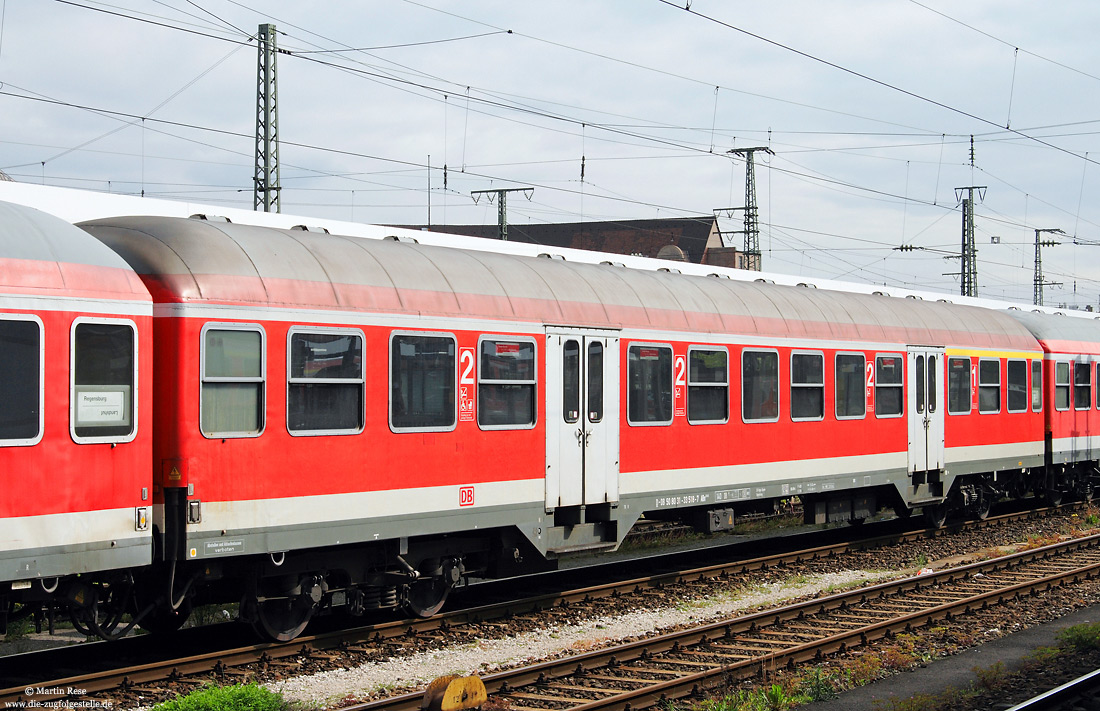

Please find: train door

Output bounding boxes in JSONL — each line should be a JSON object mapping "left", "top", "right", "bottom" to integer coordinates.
{"left": 907, "top": 346, "right": 945, "bottom": 472}
{"left": 545, "top": 328, "right": 620, "bottom": 510}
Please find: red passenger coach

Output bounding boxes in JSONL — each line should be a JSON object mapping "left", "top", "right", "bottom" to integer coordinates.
{"left": 0, "top": 201, "right": 152, "bottom": 637}
{"left": 1007, "top": 310, "right": 1100, "bottom": 500}
{"left": 63, "top": 212, "right": 1063, "bottom": 642}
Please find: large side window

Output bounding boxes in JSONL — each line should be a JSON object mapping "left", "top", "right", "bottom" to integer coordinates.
{"left": 288, "top": 329, "right": 364, "bottom": 434}
{"left": 835, "top": 353, "right": 865, "bottom": 419}
{"left": 1032, "top": 360, "right": 1043, "bottom": 412}
{"left": 628, "top": 344, "right": 673, "bottom": 425}
{"left": 978, "top": 358, "right": 1001, "bottom": 413}
{"left": 947, "top": 357, "right": 971, "bottom": 414}
{"left": 1, "top": 317, "right": 43, "bottom": 445}
{"left": 742, "top": 349, "right": 779, "bottom": 422}
{"left": 478, "top": 338, "right": 536, "bottom": 428}
{"left": 391, "top": 333, "right": 456, "bottom": 431}
{"left": 875, "top": 354, "right": 903, "bottom": 417}
{"left": 791, "top": 352, "right": 824, "bottom": 421}
{"left": 72, "top": 320, "right": 136, "bottom": 442}
{"left": 202, "top": 325, "right": 264, "bottom": 437}
{"left": 1055, "top": 362, "right": 1070, "bottom": 411}
{"left": 1007, "top": 359, "right": 1028, "bottom": 413}
{"left": 1075, "top": 361, "right": 1093, "bottom": 410}
{"left": 687, "top": 347, "right": 728, "bottom": 424}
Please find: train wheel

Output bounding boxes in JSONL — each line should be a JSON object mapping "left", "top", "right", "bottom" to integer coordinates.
{"left": 401, "top": 576, "right": 453, "bottom": 618}
{"left": 974, "top": 494, "right": 992, "bottom": 521}
{"left": 923, "top": 503, "right": 948, "bottom": 529}
{"left": 251, "top": 597, "right": 316, "bottom": 643}
{"left": 1044, "top": 488, "right": 1064, "bottom": 507}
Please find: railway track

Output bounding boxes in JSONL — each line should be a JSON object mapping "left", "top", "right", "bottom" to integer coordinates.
{"left": 0, "top": 504, "right": 1084, "bottom": 708}
{"left": 349, "top": 532, "right": 1100, "bottom": 711}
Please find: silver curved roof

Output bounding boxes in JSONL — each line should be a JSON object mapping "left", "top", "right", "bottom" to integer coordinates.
{"left": 0, "top": 200, "right": 147, "bottom": 296}
{"left": 79, "top": 215, "right": 1039, "bottom": 351}
{"left": 1006, "top": 309, "right": 1100, "bottom": 354}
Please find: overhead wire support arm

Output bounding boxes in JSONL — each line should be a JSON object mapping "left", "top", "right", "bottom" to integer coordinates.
{"left": 470, "top": 187, "right": 534, "bottom": 241}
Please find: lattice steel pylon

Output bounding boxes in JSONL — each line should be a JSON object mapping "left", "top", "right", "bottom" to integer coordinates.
{"left": 727, "top": 147, "right": 773, "bottom": 271}
{"left": 254, "top": 23, "right": 280, "bottom": 212}
{"left": 954, "top": 186, "right": 986, "bottom": 297}
{"left": 1033, "top": 228, "right": 1064, "bottom": 306}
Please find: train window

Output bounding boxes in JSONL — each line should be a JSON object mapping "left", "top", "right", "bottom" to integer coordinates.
{"left": 915, "top": 355, "right": 925, "bottom": 415}
{"left": 628, "top": 344, "right": 673, "bottom": 425}
{"left": 563, "top": 340, "right": 580, "bottom": 424}
{"left": 874, "top": 354, "right": 904, "bottom": 418}
{"left": 1032, "top": 360, "right": 1043, "bottom": 412}
{"left": 1074, "top": 361, "right": 1092, "bottom": 410}
{"left": 1096, "top": 363, "right": 1100, "bottom": 409}
{"left": 978, "top": 358, "right": 1001, "bottom": 414}
{"left": 791, "top": 352, "right": 824, "bottom": 421}
{"left": 947, "top": 357, "right": 971, "bottom": 414}
{"left": 478, "top": 338, "right": 536, "bottom": 429}
{"left": 287, "top": 329, "right": 364, "bottom": 435}
{"left": 587, "top": 342, "right": 604, "bottom": 424}
{"left": 72, "top": 319, "right": 137, "bottom": 442}
{"left": 1055, "top": 362, "right": 1070, "bottom": 411}
{"left": 742, "top": 349, "right": 779, "bottom": 423}
{"left": 1007, "top": 360, "right": 1028, "bottom": 413}
{"left": 687, "top": 347, "right": 729, "bottom": 424}
{"left": 835, "top": 353, "right": 865, "bottom": 419}
{"left": 0, "top": 317, "right": 43, "bottom": 445}
{"left": 928, "top": 355, "right": 937, "bottom": 413}
{"left": 201, "top": 324, "right": 265, "bottom": 437}
{"left": 390, "top": 333, "right": 456, "bottom": 431}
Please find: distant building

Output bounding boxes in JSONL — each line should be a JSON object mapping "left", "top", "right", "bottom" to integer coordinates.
{"left": 396, "top": 216, "right": 752, "bottom": 269}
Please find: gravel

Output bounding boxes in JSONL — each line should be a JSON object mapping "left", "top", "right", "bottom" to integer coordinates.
{"left": 269, "top": 570, "right": 888, "bottom": 706}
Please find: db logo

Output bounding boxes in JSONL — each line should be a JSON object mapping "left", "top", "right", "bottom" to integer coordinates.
{"left": 459, "top": 486, "right": 475, "bottom": 507}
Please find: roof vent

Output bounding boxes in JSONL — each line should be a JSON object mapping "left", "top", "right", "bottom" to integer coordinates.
{"left": 872, "top": 291, "right": 889, "bottom": 296}
{"left": 658, "top": 267, "right": 682, "bottom": 274}
{"left": 600, "top": 261, "right": 626, "bottom": 268}
{"left": 937, "top": 299, "right": 953, "bottom": 304}
{"left": 905, "top": 294, "right": 922, "bottom": 300}
{"left": 1007, "top": 306, "right": 1020, "bottom": 311}
{"left": 708, "top": 273, "right": 731, "bottom": 279}
{"left": 189, "top": 214, "right": 231, "bottom": 222}
{"left": 754, "top": 278, "right": 775, "bottom": 284}
{"left": 291, "top": 225, "right": 330, "bottom": 234}
{"left": 384, "top": 235, "right": 419, "bottom": 244}
{"left": 797, "top": 282, "right": 817, "bottom": 289}
{"left": 538, "top": 253, "right": 566, "bottom": 260}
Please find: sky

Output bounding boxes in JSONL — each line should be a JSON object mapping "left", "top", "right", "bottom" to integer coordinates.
{"left": 2, "top": 1, "right": 1099, "bottom": 307}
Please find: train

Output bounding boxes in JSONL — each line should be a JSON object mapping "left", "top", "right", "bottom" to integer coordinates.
{"left": 2, "top": 197, "right": 1100, "bottom": 642}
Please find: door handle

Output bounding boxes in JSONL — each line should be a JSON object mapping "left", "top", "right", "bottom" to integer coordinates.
{"left": 584, "top": 429, "right": 593, "bottom": 447}
{"left": 575, "top": 428, "right": 584, "bottom": 447}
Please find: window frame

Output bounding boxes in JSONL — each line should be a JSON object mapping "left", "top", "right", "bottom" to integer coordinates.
{"left": 200, "top": 322, "right": 266, "bottom": 439}
{"left": 741, "top": 347, "right": 781, "bottom": 424}
{"left": 627, "top": 342, "right": 674, "bottom": 427}
{"left": 977, "top": 357, "right": 1001, "bottom": 414}
{"left": 1055, "top": 361, "right": 1071, "bottom": 412}
{"left": 874, "top": 353, "right": 905, "bottom": 419}
{"left": 947, "top": 356, "right": 972, "bottom": 415}
{"left": 834, "top": 352, "right": 866, "bottom": 420}
{"left": 1032, "top": 359, "right": 1043, "bottom": 413}
{"left": 1007, "top": 358, "right": 1028, "bottom": 414}
{"left": 686, "top": 345, "right": 729, "bottom": 425}
{"left": 476, "top": 334, "right": 538, "bottom": 431}
{"left": 70, "top": 316, "right": 139, "bottom": 445}
{"left": 790, "top": 350, "right": 825, "bottom": 422}
{"left": 286, "top": 326, "right": 365, "bottom": 437}
{"left": 1075, "top": 360, "right": 1093, "bottom": 411}
{"left": 388, "top": 330, "right": 458, "bottom": 433}
{"left": 0, "top": 314, "right": 44, "bottom": 447}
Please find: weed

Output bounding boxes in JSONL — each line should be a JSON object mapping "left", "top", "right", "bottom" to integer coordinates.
{"left": 913, "top": 553, "right": 929, "bottom": 568}
{"left": 796, "top": 666, "right": 838, "bottom": 701}
{"left": 971, "top": 660, "right": 1007, "bottom": 691}
{"left": 150, "top": 683, "right": 290, "bottom": 711}
{"left": 1057, "top": 621, "right": 1100, "bottom": 651}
